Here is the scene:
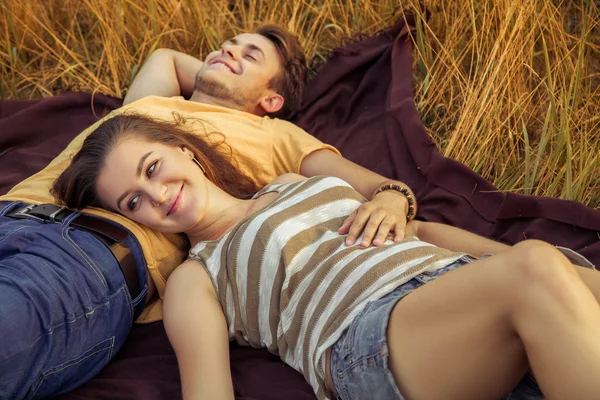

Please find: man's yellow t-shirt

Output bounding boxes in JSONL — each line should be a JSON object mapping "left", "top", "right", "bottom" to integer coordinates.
{"left": 0, "top": 96, "right": 339, "bottom": 322}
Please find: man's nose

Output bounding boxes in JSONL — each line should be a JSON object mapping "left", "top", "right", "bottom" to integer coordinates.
{"left": 222, "top": 44, "right": 240, "bottom": 60}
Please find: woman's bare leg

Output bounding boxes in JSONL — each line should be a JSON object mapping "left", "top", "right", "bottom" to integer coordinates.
{"left": 386, "top": 240, "right": 600, "bottom": 400}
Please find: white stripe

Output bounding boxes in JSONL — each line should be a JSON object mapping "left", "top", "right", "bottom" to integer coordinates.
{"left": 189, "top": 241, "right": 207, "bottom": 256}
{"left": 282, "top": 239, "right": 433, "bottom": 340}
{"left": 266, "top": 178, "right": 312, "bottom": 203}
{"left": 235, "top": 178, "right": 355, "bottom": 334}
{"left": 257, "top": 199, "right": 359, "bottom": 347}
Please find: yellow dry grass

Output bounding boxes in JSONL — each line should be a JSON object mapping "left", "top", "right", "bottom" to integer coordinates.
{"left": 1, "top": 0, "right": 599, "bottom": 208}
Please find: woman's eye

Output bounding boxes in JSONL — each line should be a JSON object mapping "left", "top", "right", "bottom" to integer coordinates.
{"left": 146, "top": 161, "right": 157, "bottom": 178}
{"left": 127, "top": 195, "right": 139, "bottom": 211}
{"left": 246, "top": 54, "right": 256, "bottom": 61}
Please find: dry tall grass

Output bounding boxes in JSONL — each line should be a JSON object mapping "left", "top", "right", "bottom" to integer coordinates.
{"left": 1, "top": 0, "right": 599, "bottom": 208}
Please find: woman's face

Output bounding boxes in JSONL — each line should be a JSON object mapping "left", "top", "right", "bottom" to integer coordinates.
{"left": 96, "top": 137, "right": 207, "bottom": 233}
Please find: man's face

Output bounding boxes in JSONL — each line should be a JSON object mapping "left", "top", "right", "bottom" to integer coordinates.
{"left": 192, "top": 33, "right": 282, "bottom": 112}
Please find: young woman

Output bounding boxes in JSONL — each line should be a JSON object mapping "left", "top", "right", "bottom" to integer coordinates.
{"left": 53, "top": 114, "right": 600, "bottom": 400}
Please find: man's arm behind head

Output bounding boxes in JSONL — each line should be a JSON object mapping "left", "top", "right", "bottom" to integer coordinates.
{"left": 123, "top": 49, "right": 204, "bottom": 105}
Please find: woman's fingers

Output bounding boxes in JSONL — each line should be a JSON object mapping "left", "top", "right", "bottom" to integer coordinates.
{"left": 338, "top": 210, "right": 357, "bottom": 236}
{"left": 357, "top": 210, "right": 387, "bottom": 247}
{"left": 393, "top": 218, "right": 407, "bottom": 243}
{"left": 345, "top": 207, "right": 372, "bottom": 245}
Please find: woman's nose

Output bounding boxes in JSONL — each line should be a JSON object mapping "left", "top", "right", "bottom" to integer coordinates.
{"left": 149, "top": 184, "right": 167, "bottom": 206}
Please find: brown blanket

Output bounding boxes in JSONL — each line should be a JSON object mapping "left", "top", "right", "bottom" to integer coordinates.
{"left": 1, "top": 15, "right": 598, "bottom": 400}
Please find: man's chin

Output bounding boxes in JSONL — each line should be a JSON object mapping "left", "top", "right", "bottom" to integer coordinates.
{"left": 194, "top": 75, "right": 231, "bottom": 95}
{"left": 192, "top": 75, "right": 258, "bottom": 111}
{"left": 198, "top": 70, "right": 233, "bottom": 83}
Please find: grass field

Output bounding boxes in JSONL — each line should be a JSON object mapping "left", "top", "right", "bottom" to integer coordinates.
{"left": 1, "top": 0, "right": 599, "bottom": 208}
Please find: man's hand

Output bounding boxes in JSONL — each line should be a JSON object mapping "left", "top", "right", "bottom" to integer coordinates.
{"left": 338, "top": 190, "right": 409, "bottom": 247}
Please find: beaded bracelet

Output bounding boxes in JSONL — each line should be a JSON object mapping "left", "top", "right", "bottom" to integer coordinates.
{"left": 374, "top": 183, "right": 417, "bottom": 221}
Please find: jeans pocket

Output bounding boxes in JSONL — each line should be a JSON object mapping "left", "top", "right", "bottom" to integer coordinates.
{"left": 26, "top": 337, "right": 115, "bottom": 400}
{"left": 63, "top": 227, "right": 109, "bottom": 293}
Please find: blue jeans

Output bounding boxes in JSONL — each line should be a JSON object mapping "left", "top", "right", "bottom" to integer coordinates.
{"left": 330, "top": 256, "right": 544, "bottom": 400}
{"left": 0, "top": 202, "right": 148, "bottom": 399}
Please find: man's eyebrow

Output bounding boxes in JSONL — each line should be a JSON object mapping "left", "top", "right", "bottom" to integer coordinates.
{"left": 224, "top": 38, "right": 264, "bottom": 58}
{"left": 116, "top": 151, "right": 153, "bottom": 211}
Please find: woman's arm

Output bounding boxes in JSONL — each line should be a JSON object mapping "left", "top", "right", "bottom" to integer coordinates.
{"left": 410, "top": 220, "right": 510, "bottom": 257}
{"left": 124, "top": 49, "right": 204, "bottom": 105}
{"left": 300, "top": 149, "right": 410, "bottom": 247}
{"left": 163, "top": 260, "right": 234, "bottom": 400}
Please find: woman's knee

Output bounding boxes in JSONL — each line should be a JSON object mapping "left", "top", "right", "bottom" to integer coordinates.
{"left": 508, "top": 239, "right": 579, "bottom": 298}
{"left": 513, "top": 240, "right": 572, "bottom": 274}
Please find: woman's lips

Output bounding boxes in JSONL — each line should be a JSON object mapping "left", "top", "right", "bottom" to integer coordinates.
{"left": 167, "top": 185, "right": 183, "bottom": 216}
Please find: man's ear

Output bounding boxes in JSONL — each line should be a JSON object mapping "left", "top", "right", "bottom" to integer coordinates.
{"left": 259, "top": 92, "right": 284, "bottom": 115}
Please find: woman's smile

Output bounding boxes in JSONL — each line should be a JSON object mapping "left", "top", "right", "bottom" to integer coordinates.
{"left": 167, "top": 184, "right": 184, "bottom": 216}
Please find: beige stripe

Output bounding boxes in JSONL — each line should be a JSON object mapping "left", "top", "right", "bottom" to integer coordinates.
{"left": 284, "top": 244, "right": 393, "bottom": 369}
{"left": 245, "top": 186, "right": 358, "bottom": 344}
{"left": 277, "top": 237, "right": 352, "bottom": 359}
{"left": 266, "top": 218, "right": 346, "bottom": 354}
{"left": 297, "top": 244, "right": 426, "bottom": 377}
{"left": 315, "top": 385, "right": 327, "bottom": 400}
{"left": 220, "top": 219, "right": 252, "bottom": 345}
{"left": 266, "top": 258, "right": 286, "bottom": 354}
{"left": 270, "top": 178, "right": 361, "bottom": 210}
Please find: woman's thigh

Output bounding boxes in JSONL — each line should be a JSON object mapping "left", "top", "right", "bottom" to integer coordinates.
{"left": 387, "top": 249, "right": 534, "bottom": 400}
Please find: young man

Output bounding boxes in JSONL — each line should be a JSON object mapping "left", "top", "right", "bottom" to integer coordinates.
{"left": 121, "top": 24, "right": 414, "bottom": 250}
{"left": 124, "top": 25, "right": 305, "bottom": 120}
{"left": 0, "top": 25, "right": 415, "bottom": 398}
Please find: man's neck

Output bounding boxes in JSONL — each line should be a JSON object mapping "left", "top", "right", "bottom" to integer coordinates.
{"left": 189, "top": 91, "right": 264, "bottom": 116}
{"left": 189, "top": 91, "right": 238, "bottom": 110}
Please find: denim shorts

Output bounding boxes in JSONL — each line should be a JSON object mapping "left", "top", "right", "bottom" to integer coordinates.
{"left": 329, "top": 255, "right": 544, "bottom": 400}
{"left": 0, "top": 202, "right": 149, "bottom": 399}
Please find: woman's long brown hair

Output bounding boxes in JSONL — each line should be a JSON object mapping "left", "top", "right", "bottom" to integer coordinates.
{"left": 52, "top": 112, "right": 260, "bottom": 210}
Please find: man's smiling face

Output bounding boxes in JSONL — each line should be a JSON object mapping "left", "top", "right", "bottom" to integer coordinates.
{"left": 192, "top": 33, "right": 283, "bottom": 113}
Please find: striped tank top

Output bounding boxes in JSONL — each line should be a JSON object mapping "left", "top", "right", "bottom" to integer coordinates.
{"left": 189, "top": 176, "right": 465, "bottom": 399}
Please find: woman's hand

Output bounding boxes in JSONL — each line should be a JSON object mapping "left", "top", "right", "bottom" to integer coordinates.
{"left": 338, "top": 190, "right": 409, "bottom": 247}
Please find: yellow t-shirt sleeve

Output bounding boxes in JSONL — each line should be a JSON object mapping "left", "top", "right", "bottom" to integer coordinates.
{"left": 268, "top": 118, "right": 341, "bottom": 176}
